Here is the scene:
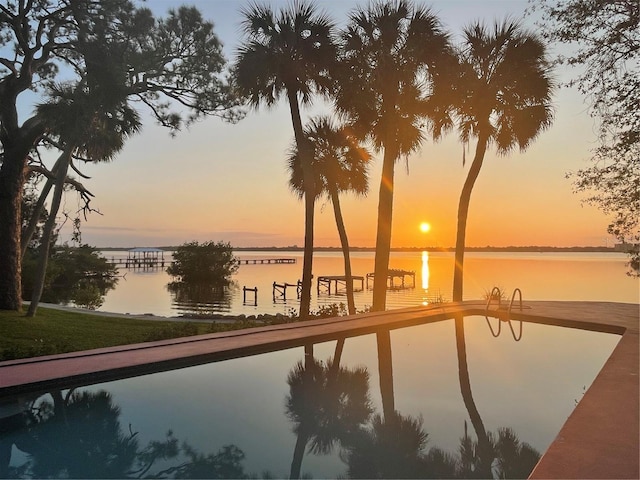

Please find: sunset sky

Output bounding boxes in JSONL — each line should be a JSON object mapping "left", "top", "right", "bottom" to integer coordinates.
{"left": 53, "top": 0, "right": 614, "bottom": 249}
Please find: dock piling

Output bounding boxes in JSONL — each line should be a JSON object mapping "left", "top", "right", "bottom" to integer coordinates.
{"left": 243, "top": 286, "right": 258, "bottom": 306}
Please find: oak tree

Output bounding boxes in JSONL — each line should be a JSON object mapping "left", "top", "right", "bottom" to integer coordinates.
{"left": 0, "top": 0, "right": 242, "bottom": 311}
{"left": 533, "top": 0, "right": 640, "bottom": 275}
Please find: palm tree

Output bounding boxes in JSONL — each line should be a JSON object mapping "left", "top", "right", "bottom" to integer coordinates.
{"left": 288, "top": 117, "right": 370, "bottom": 315}
{"left": 234, "top": 2, "right": 336, "bottom": 319}
{"left": 451, "top": 20, "right": 554, "bottom": 302}
{"left": 334, "top": 0, "right": 451, "bottom": 311}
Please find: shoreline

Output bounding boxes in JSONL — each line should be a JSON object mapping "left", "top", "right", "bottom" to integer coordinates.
{"left": 29, "top": 302, "right": 287, "bottom": 325}
{"left": 97, "top": 245, "right": 625, "bottom": 253}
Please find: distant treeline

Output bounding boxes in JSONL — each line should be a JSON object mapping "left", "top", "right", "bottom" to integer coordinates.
{"left": 97, "top": 245, "right": 621, "bottom": 253}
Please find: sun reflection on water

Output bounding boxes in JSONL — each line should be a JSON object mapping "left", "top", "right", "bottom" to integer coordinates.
{"left": 421, "top": 250, "right": 430, "bottom": 305}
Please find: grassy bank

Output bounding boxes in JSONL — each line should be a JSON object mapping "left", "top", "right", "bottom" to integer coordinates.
{"left": 0, "top": 308, "right": 262, "bottom": 361}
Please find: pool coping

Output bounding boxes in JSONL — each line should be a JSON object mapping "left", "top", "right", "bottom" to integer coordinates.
{"left": 1, "top": 300, "right": 638, "bottom": 479}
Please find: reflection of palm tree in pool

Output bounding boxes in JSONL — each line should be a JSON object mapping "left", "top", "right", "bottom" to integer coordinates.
{"left": 458, "top": 422, "right": 541, "bottom": 478}
{"left": 286, "top": 347, "right": 373, "bottom": 479}
{"left": 376, "top": 330, "right": 395, "bottom": 420}
{"left": 9, "top": 389, "right": 144, "bottom": 478}
{"left": 1, "top": 389, "right": 248, "bottom": 479}
{"left": 454, "top": 316, "right": 541, "bottom": 478}
{"left": 343, "top": 411, "right": 457, "bottom": 478}
{"left": 454, "top": 316, "right": 493, "bottom": 477}
{"left": 344, "top": 327, "right": 458, "bottom": 478}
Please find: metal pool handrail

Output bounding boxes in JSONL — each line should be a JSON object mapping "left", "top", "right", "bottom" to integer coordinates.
{"left": 509, "top": 287, "right": 523, "bottom": 314}
{"left": 485, "top": 287, "right": 524, "bottom": 341}
{"left": 485, "top": 287, "right": 503, "bottom": 337}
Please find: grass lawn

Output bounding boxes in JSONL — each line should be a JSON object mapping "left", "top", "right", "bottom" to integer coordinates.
{"left": 0, "top": 307, "right": 262, "bottom": 361}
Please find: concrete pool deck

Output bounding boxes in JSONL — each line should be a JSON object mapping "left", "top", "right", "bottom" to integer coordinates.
{"left": 1, "top": 300, "right": 638, "bottom": 479}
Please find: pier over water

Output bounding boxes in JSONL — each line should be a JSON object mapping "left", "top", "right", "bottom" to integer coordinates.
{"left": 238, "top": 258, "right": 296, "bottom": 265}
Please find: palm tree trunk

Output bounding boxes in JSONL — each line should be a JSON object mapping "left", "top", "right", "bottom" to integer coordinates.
{"left": 454, "top": 315, "right": 493, "bottom": 476}
{"left": 329, "top": 189, "right": 356, "bottom": 315}
{"left": 332, "top": 337, "right": 345, "bottom": 371}
{"left": 287, "top": 90, "right": 315, "bottom": 319}
{"left": 372, "top": 147, "right": 396, "bottom": 312}
{"left": 291, "top": 343, "right": 315, "bottom": 479}
{"left": 21, "top": 155, "right": 65, "bottom": 258}
{"left": 376, "top": 329, "right": 395, "bottom": 420}
{"left": 26, "top": 146, "right": 73, "bottom": 317}
{"left": 290, "top": 428, "right": 310, "bottom": 480}
{"left": 452, "top": 133, "right": 488, "bottom": 302}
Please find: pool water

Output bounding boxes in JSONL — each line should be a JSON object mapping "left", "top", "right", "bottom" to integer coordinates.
{"left": 0, "top": 316, "right": 620, "bottom": 479}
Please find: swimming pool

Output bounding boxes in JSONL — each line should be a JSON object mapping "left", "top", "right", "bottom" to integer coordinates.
{"left": 0, "top": 314, "right": 621, "bottom": 479}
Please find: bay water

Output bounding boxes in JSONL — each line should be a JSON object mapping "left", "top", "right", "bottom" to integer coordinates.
{"left": 97, "top": 250, "right": 639, "bottom": 318}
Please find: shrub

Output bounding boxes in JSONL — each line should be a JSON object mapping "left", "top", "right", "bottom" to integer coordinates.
{"left": 22, "top": 244, "right": 118, "bottom": 309}
{"left": 167, "top": 241, "right": 239, "bottom": 286}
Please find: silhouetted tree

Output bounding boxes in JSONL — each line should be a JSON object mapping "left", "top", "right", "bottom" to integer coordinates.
{"left": 288, "top": 117, "right": 371, "bottom": 314}
{"left": 0, "top": 0, "right": 241, "bottom": 311}
{"left": 343, "top": 412, "right": 446, "bottom": 479}
{"left": 286, "top": 354, "right": 372, "bottom": 479}
{"left": 14, "top": 390, "right": 148, "bottom": 478}
{"left": 533, "top": 0, "right": 640, "bottom": 275}
{"left": 167, "top": 241, "right": 239, "bottom": 286}
{"left": 233, "top": 2, "right": 337, "bottom": 319}
{"left": 451, "top": 20, "right": 554, "bottom": 301}
{"left": 27, "top": 58, "right": 140, "bottom": 316}
{"left": 2, "top": 388, "right": 251, "bottom": 479}
{"left": 334, "top": 0, "right": 452, "bottom": 311}
{"left": 454, "top": 317, "right": 493, "bottom": 478}
{"left": 453, "top": 316, "right": 542, "bottom": 479}
{"left": 21, "top": 179, "right": 50, "bottom": 254}
{"left": 22, "top": 244, "right": 118, "bottom": 310}
{"left": 492, "top": 427, "right": 541, "bottom": 479}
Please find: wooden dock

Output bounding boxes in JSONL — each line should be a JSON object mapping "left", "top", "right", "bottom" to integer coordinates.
{"left": 242, "top": 286, "right": 258, "bottom": 306}
{"left": 239, "top": 258, "right": 296, "bottom": 265}
{"left": 317, "top": 275, "right": 364, "bottom": 295}
{"left": 366, "top": 269, "right": 416, "bottom": 289}
{"left": 107, "top": 247, "right": 168, "bottom": 269}
{"left": 272, "top": 281, "right": 302, "bottom": 301}
{"left": 107, "top": 258, "right": 166, "bottom": 269}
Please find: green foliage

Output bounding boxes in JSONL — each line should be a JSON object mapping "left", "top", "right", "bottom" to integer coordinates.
{"left": 22, "top": 244, "right": 118, "bottom": 309}
{"left": 533, "top": 0, "right": 640, "bottom": 275}
{"left": 0, "top": 308, "right": 215, "bottom": 361}
{"left": 285, "top": 302, "right": 372, "bottom": 320}
{"left": 21, "top": 178, "right": 51, "bottom": 252}
{"left": 287, "top": 116, "right": 371, "bottom": 200}
{"left": 452, "top": 20, "right": 554, "bottom": 154}
{"left": 233, "top": 1, "right": 337, "bottom": 108}
{"left": 167, "top": 241, "right": 239, "bottom": 286}
{"left": 0, "top": 0, "right": 243, "bottom": 310}
{"left": 143, "top": 322, "right": 199, "bottom": 343}
{"left": 457, "top": 424, "right": 541, "bottom": 479}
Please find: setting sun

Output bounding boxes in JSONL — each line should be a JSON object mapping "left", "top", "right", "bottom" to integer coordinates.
{"left": 420, "top": 222, "right": 431, "bottom": 233}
